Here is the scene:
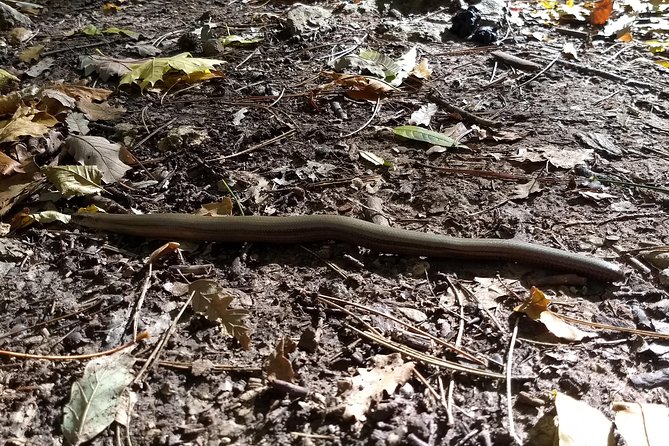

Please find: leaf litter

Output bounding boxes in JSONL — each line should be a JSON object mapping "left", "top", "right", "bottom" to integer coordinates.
{"left": 0, "top": 0, "right": 668, "bottom": 444}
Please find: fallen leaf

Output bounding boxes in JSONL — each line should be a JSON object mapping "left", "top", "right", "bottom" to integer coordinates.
{"left": 195, "top": 198, "right": 234, "bottom": 216}
{"left": 613, "top": 401, "right": 669, "bottom": 446}
{"left": 25, "top": 57, "right": 54, "bottom": 78}
{"left": 52, "top": 84, "right": 113, "bottom": 102}
{"left": 320, "top": 71, "right": 396, "bottom": 101}
{"left": 393, "top": 125, "right": 468, "bottom": 149}
{"left": 266, "top": 337, "right": 297, "bottom": 382}
{"left": 0, "top": 159, "right": 42, "bottom": 217}
{"left": 340, "top": 353, "right": 414, "bottom": 422}
{"left": 409, "top": 103, "right": 438, "bottom": 126}
{"left": 29, "top": 211, "right": 71, "bottom": 224}
{"left": 0, "top": 152, "right": 22, "bottom": 176}
{"left": 590, "top": 0, "right": 613, "bottom": 26}
{"left": 190, "top": 279, "right": 251, "bottom": 350}
{"left": 0, "top": 116, "right": 50, "bottom": 143}
{"left": 42, "top": 165, "right": 104, "bottom": 197}
{"left": 65, "top": 112, "right": 90, "bottom": 135}
{"left": 19, "top": 44, "right": 44, "bottom": 63}
{"left": 554, "top": 391, "right": 614, "bottom": 446}
{"left": 119, "top": 52, "right": 224, "bottom": 90}
{"left": 79, "top": 55, "right": 137, "bottom": 81}
{"left": 359, "top": 150, "right": 390, "bottom": 167}
{"left": 62, "top": 352, "right": 135, "bottom": 446}
{"left": 510, "top": 180, "right": 544, "bottom": 200}
{"left": 147, "top": 242, "right": 181, "bottom": 264}
{"left": 76, "top": 100, "right": 126, "bottom": 122}
{"left": 514, "top": 287, "right": 596, "bottom": 342}
{"left": 65, "top": 135, "right": 132, "bottom": 183}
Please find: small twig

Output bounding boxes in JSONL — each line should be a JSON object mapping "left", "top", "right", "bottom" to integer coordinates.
{"left": 132, "top": 263, "right": 152, "bottom": 341}
{"left": 445, "top": 277, "right": 466, "bottom": 425}
{"left": 347, "top": 325, "right": 505, "bottom": 378}
{"left": 235, "top": 47, "right": 259, "bottom": 70}
{"left": 318, "top": 294, "right": 483, "bottom": 364}
{"left": 340, "top": 97, "right": 381, "bottom": 138}
{"left": 599, "top": 178, "right": 669, "bottom": 195}
{"left": 133, "top": 292, "right": 194, "bottom": 384}
{"left": 0, "top": 331, "right": 148, "bottom": 361}
{"left": 517, "top": 54, "right": 559, "bottom": 89}
{"left": 506, "top": 317, "right": 522, "bottom": 445}
{"left": 412, "top": 368, "right": 441, "bottom": 404}
{"left": 301, "top": 246, "right": 349, "bottom": 279}
{"left": 428, "top": 90, "right": 503, "bottom": 128}
{"left": 418, "top": 163, "right": 527, "bottom": 182}
{"left": 219, "top": 128, "right": 296, "bottom": 160}
{"left": 42, "top": 38, "right": 122, "bottom": 56}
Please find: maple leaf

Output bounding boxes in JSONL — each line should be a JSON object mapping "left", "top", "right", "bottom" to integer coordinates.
{"left": 119, "top": 53, "right": 224, "bottom": 90}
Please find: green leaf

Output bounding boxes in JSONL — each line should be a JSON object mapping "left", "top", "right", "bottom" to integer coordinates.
{"left": 393, "top": 125, "right": 468, "bottom": 149}
{"left": 103, "top": 27, "right": 140, "bottom": 39}
{"left": 42, "top": 165, "right": 104, "bottom": 197}
{"left": 62, "top": 352, "right": 135, "bottom": 445}
{"left": 81, "top": 24, "right": 102, "bottom": 36}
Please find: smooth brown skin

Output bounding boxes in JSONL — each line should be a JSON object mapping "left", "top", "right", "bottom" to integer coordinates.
{"left": 72, "top": 213, "right": 624, "bottom": 281}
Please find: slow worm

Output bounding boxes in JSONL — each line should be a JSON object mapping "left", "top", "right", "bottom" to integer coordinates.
{"left": 72, "top": 213, "right": 624, "bottom": 281}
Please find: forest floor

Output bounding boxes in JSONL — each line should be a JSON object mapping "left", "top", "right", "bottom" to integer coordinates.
{"left": 1, "top": 0, "right": 669, "bottom": 445}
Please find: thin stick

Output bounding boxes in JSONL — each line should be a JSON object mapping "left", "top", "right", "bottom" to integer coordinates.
{"left": 506, "top": 317, "right": 522, "bottom": 445}
{"left": 220, "top": 128, "right": 296, "bottom": 160}
{"left": 0, "top": 331, "right": 148, "bottom": 361}
{"left": 133, "top": 293, "right": 193, "bottom": 384}
{"left": 340, "top": 97, "right": 381, "bottom": 138}
{"left": 42, "top": 38, "right": 122, "bottom": 56}
{"left": 132, "top": 263, "right": 152, "bottom": 340}
{"left": 318, "top": 294, "right": 483, "bottom": 364}
{"left": 517, "top": 54, "right": 559, "bottom": 89}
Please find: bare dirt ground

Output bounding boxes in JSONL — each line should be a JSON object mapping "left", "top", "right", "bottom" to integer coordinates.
{"left": 1, "top": 0, "right": 669, "bottom": 445}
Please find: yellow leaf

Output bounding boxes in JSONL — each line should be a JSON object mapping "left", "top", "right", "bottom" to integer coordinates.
{"left": 0, "top": 116, "right": 49, "bottom": 142}
{"left": 119, "top": 53, "right": 224, "bottom": 90}
{"left": 0, "top": 69, "right": 19, "bottom": 89}
{"left": 101, "top": 3, "right": 121, "bottom": 13}
{"left": 41, "top": 165, "right": 104, "bottom": 197}
{"left": 19, "top": 45, "right": 44, "bottom": 63}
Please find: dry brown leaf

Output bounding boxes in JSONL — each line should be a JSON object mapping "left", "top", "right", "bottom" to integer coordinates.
{"left": 514, "top": 287, "right": 595, "bottom": 342}
{"left": 340, "top": 353, "right": 414, "bottom": 422}
{"left": 195, "top": 198, "right": 234, "bottom": 216}
{"left": 0, "top": 152, "right": 23, "bottom": 176}
{"left": 19, "top": 44, "right": 44, "bottom": 63}
{"left": 76, "top": 100, "right": 126, "bottom": 122}
{"left": 266, "top": 337, "right": 297, "bottom": 382}
{"left": 51, "top": 84, "right": 113, "bottom": 102}
{"left": 65, "top": 135, "right": 132, "bottom": 183}
{"left": 190, "top": 279, "right": 251, "bottom": 350}
{"left": 320, "top": 71, "right": 396, "bottom": 101}
{"left": 0, "top": 91, "right": 21, "bottom": 117}
{"left": 147, "top": 242, "right": 181, "bottom": 264}
{"left": 590, "top": 0, "right": 613, "bottom": 26}
{"left": 409, "top": 58, "right": 432, "bottom": 79}
{"left": 0, "top": 159, "right": 43, "bottom": 217}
